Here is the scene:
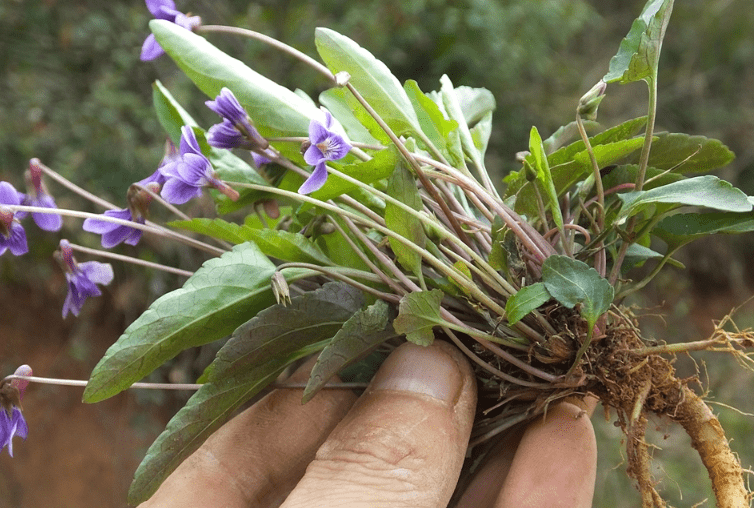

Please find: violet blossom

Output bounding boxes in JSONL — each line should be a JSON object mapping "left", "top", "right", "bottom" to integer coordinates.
{"left": 0, "top": 365, "right": 32, "bottom": 458}
{"left": 0, "top": 181, "right": 29, "bottom": 256}
{"left": 205, "top": 88, "right": 268, "bottom": 150}
{"left": 57, "top": 240, "right": 114, "bottom": 318}
{"left": 82, "top": 182, "right": 159, "bottom": 248}
{"left": 140, "top": 0, "right": 201, "bottom": 61}
{"left": 299, "top": 110, "right": 351, "bottom": 194}
{"left": 160, "top": 125, "right": 239, "bottom": 204}
{"left": 21, "top": 158, "right": 62, "bottom": 232}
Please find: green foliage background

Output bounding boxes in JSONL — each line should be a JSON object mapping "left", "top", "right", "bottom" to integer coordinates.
{"left": 1, "top": 0, "right": 753, "bottom": 505}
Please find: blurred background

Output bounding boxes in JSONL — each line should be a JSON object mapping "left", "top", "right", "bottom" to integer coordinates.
{"left": 1, "top": 0, "right": 753, "bottom": 506}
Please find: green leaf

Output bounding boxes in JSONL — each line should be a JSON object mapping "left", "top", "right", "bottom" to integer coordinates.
{"left": 128, "top": 347, "right": 316, "bottom": 505}
{"left": 152, "top": 80, "right": 197, "bottom": 143}
{"left": 617, "top": 175, "right": 753, "bottom": 222}
{"left": 169, "top": 218, "right": 334, "bottom": 266}
{"left": 470, "top": 111, "right": 493, "bottom": 158}
{"left": 314, "top": 27, "right": 420, "bottom": 139}
{"left": 453, "top": 86, "right": 496, "bottom": 126}
{"left": 506, "top": 283, "right": 552, "bottom": 326}
{"left": 603, "top": 0, "right": 674, "bottom": 84}
{"left": 385, "top": 161, "right": 426, "bottom": 276}
{"left": 654, "top": 211, "right": 754, "bottom": 247}
{"left": 83, "top": 243, "right": 279, "bottom": 403}
{"left": 547, "top": 117, "right": 648, "bottom": 168}
{"left": 440, "top": 75, "right": 486, "bottom": 170}
{"left": 404, "top": 79, "right": 459, "bottom": 160}
{"left": 303, "top": 299, "right": 393, "bottom": 403}
{"left": 207, "top": 282, "right": 364, "bottom": 381}
{"left": 150, "top": 20, "right": 319, "bottom": 159}
{"left": 541, "top": 255, "right": 614, "bottom": 329}
{"left": 392, "top": 289, "right": 445, "bottom": 346}
{"left": 625, "top": 132, "right": 735, "bottom": 174}
{"left": 310, "top": 145, "right": 400, "bottom": 202}
{"left": 529, "top": 126, "right": 564, "bottom": 230}
{"left": 509, "top": 137, "right": 647, "bottom": 218}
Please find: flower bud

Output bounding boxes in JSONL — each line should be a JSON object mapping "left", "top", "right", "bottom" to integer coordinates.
{"left": 271, "top": 271, "right": 291, "bottom": 306}
{"left": 577, "top": 81, "right": 607, "bottom": 121}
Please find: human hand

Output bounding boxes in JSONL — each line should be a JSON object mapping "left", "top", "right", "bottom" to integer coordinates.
{"left": 139, "top": 341, "right": 596, "bottom": 508}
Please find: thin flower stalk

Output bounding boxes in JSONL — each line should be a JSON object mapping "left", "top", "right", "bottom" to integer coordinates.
{"left": 274, "top": 262, "right": 400, "bottom": 303}
{"left": 197, "top": 25, "right": 337, "bottom": 84}
{"left": 67, "top": 242, "right": 194, "bottom": 278}
{"left": 8, "top": 205, "right": 225, "bottom": 256}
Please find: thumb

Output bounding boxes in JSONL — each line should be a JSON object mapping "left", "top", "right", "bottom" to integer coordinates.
{"left": 281, "top": 340, "right": 477, "bottom": 508}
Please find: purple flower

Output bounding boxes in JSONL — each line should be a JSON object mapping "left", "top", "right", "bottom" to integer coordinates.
{"left": 252, "top": 151, "right": 273, "bottom": 168}
{"left": 22, "top": 158, "right": 62, "bottom": 232}
{"left": 0, "top": 182, "right": 29, "bottom": 256}
{"left": 299, "top": 111, "right": 351, "bottom": 195}
{"left": 140, "top": 0, "right": 201, "bottom": 61}
{"left": 206, "top": 88, "right": 268, "bottom": 150}
{"left": 57, "top": 240, "right": 114, "bottom": 318}
{"left": 160, "top": 126, "right": 239, "bottom": 204}
{"left": 83, "top": 208, "right": 145, "bottom": 248}
{"left": 0, "top": 365, "right": 32, "bottom": 458}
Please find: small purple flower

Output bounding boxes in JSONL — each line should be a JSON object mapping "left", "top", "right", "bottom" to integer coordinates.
{"left": 299, "top": 111, "right": 351, "bottom": 195}
{"left": 0, "top": 365, "right": 32, "bottom": 458}
{"left": 0, "top": 182, "right": 29, "bottom": 256}
{"left": 57, "top": 240, "right": 114, "bottom": 318}
{"left": 82, "top": 208, "right": 145, "bottom": 248}
{"left": 140, "top": 0, "right": 201, "bottom": 61}
{"left": 206, "top": 88, "right": 268, "bottom": 150}
{"left": 160, "top": 126, "right": 239, "bottom": 204}
{"left": 252, "top": 150, "right": 273, "bottom": 168}
{"left": 22, "top": 158, "right": 62, "bottom": 232}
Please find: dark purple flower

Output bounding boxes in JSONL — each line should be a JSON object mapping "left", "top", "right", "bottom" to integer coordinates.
{"left": 0, "top": 365, "right": 32, "bottom": 458}
{"left": 299, "top": 111, "right": 351, "bottom": 194}
{"left": 160, "top": 126, "right": 239, "bottom": 204}
{"left": 22, "top": 158, "right": 62, "bottom": 232}
{"left": 206, "top": 88, "right": 268, "bottom": 150}
{"left": 57, "top": 240, "right": 114, "bottom": 318}
{"left": 82, "top": 208, "right": 145, "bottom": 248}
{"left": 0, "top": 182, "right": 29, "bottom": 256}
{"left": 140, "top": 0, "right": 201, "bottom": 61}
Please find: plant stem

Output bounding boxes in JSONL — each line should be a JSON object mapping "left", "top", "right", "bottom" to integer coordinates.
{"left": 274, "top": 262, "right": 399, "bottom": 303}
{"left": 198, "top": 25, "right": 336, "bottom": 84}
{"left": 67, "top": 242, "right": 194, "bottom": 277}
{"left": 8, "top": 205, "right": 226, "bottom": 256}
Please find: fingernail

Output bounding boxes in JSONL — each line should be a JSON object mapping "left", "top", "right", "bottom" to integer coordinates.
{"left": 369, "top": 342, "right": 463, "bottom": 404}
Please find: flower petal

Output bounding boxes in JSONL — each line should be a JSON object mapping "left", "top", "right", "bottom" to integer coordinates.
{"left": 161, "top": 178, "right": 202, "bottom": 204}
{"left": 303, "top": 144, "right": 325, "bottom": 166}
{"left": 140, "top": 34, "right": 165, "bottom": 61}
{"left": 79, "top": 261, "right": 115, "bottom": 287}
{"left": 145, "top": 0, "right": 176, "bottom": 18}
{"left": 298, "top": 161, "right": 329, "bottom": 195}
{"left": 179, "top": 125, "right": 202, "bottom": 156}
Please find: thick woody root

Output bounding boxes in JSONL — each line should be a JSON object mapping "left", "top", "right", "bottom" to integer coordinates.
{"left": 626, "top": 414, "right": 666, "bottom": 508}
{"left": 670, "top": 385, "right": 749, "bottom": 508}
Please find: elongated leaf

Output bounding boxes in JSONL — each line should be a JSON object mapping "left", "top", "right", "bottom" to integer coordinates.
{"left": 129, "top": 345, "right": 318, "bottom": 505}
{"left": 392, "top": 289, "right": 444, "bottom": 346}
{"left": 529, "top": 126, "right": 564, "bottom": 230}
{"left": 84, "top": 243, "right": 279, "bottom": 403}
{"left": 385, "top": 161, "right": 426, "bottom": 277}
{"left": 150, "top": 20, "right": 319, "bottom": 159}
{"left": 617, "top": 175, "right": 753, "bottom": 222}
{"left": 506, "top": 283, "right": 552, "bottom": 326}
{"left": 470, "top": 111, "right": 493, "bottom": 158}
{"left": 625, "top": 132, "right": 734, "bottom": 173}
{"left": 440, "top": 75, "right": 485, "bottom": 170}
{"left": 603, "top": 0, "right": 674, "bottom": 84}
{"left": 404, "top": 79, "right": 459, "bottom": 160}
{"left": 169, "top": 218, "right": 334, "bottom": 266}
{"left": 303, "top": 300, "right": 393, "bottom": 403}
{"left": 542, "top": 256, "right": 614, "bottom": 329}
{"left": 654, "top": 211, "right": 754, "bottom": 247}
{"left": 315, "top": 27, "right": 420, "bottom": 139}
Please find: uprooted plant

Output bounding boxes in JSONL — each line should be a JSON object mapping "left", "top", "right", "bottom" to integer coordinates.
{"left": 2, "top": 0, "right": 754, "bottom": 506}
